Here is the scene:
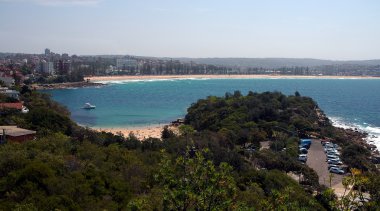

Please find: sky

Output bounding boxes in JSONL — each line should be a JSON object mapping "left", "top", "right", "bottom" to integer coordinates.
{"left": 0, "top": 0, "right": 380, "bottom": 60}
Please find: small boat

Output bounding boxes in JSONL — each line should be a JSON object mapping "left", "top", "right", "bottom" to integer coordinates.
{"left": 82, "top": 103, "right": 96, "bottom": 109}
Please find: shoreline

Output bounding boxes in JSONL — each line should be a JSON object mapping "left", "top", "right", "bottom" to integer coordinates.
{"left": 331, "top": 119, "right": 380, "bottom": 153}
{"left": 91, "top": 116, "right": 379, "bottom": 152}
{"left": 94, "top": 124, "right": 178, "bottom": 140}
{"left": 32, "top": 81, "right": 104, "bottom": 90}
{"left": 85, "top": 74, "right": 380, "bottom": 82}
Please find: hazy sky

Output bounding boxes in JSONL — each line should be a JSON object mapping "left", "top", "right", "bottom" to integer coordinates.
{"left": 1, "top": 0, "right": 380, "bottom": 59}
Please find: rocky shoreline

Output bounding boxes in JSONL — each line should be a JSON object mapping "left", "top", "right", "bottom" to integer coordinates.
{"left": 317, "top": 107, "right": 380, "bottom": 164}
{"left": 32, "top": 80, "right": 105, "bottom": 90}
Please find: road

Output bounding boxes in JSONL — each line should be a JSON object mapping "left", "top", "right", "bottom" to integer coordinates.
{"left": 306, "top": 139, "right": 345, "bottom": 193}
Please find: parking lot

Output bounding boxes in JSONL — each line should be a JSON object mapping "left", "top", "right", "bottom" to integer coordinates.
{"left": 306, "top": 139, "right": 343, "bottom": 187}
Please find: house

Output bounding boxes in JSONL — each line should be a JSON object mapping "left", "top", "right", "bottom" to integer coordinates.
{"left": 0, "top": 126, "right": 36, "bottom": 143}
{"left": 0, "top": 75, "right": 15, "bottom": 87}
{"left": 0, "top": 89, "right": 20, "bottom": 100}
{"left": 0, "top": 102, "right": 29, "bottom": 113}
{"left": 0, "top": 102, "right": 23, "bottom": 110}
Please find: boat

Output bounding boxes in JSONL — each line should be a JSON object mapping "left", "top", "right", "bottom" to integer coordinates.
{"left": 82, "top": 103, "right": 96, "bottom": 109}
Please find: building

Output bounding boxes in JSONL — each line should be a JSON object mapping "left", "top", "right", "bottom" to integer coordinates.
{"left": 0, "top": 88, "right": 19, "bottom": 100}
{"left": 45, "top": 48, "right": 51, "bottom": 56}
{"left": 0, "top": 74, "right": 15, "bottom": 87}
{"left": 116, "top": 58, "right": 138, "bottom": 70}
{"left": 0, "top": 102, "right": 29, "bottom": 114}
{"left": 61, "top": 53, "right": 69, "bottom": 59}
{"left": 0, "top": 76, "right": 14, "bottom": 87}
{"left": 54, "top": 60, "right": 72, "bottom": 75}
{"left": 0, "top": 126, "right": 36, "bottom": 143}
{"left": 0, "top": 102, "right": 23, "bottom": 110}
{"left": 40, "top": 60, "right": 55, "bottom": 75}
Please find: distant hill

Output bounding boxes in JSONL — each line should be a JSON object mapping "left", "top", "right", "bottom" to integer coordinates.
{"left": 175, "top": 58, "right": 380, "bottom": 68}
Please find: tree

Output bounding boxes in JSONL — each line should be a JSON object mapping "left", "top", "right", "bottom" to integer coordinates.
{"left": 179, "top": 125, "right": 195, "bottom": 146}
{"left": 161, "top": 126, "right": 176, "bottom": 139}
{"left": 366, "top": 173, "right": 380, "bottom": 209}
{"left": 335, "top": 168, "right": 370, "bottom": 210}
{"left": 155, "top": 149, "right": 240, "bottom": 210}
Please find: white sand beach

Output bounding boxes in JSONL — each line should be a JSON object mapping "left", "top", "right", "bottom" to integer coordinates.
{"left": 85, "top": 74, "right": 379, "bottom": 82}
{"left": 95, "top": 125, "right": 178, "bottom": 140}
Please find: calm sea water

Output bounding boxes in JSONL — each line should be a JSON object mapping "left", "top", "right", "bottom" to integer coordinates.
{"left": 44, "top": 78, "right": 380, "bottom": 148}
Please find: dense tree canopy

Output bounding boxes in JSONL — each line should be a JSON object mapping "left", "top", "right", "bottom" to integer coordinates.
{"left": 0, "top": 89, "right": 378, "bottom": 210}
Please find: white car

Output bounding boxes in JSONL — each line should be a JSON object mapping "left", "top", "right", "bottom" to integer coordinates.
{"left": 328, "top": 164, "right": 341, "bottom": 170}
{"left": 298, "top": 154, "right": 308, "bottom": 162}
{"left": 326, "top": 154, "right": 339, "bottom": 161}
{"left": 326, "top": 152, "right": 340, "bottom": 156}
{"left": 328, "top": 159, "right": 343, "bottom": 165}
{"left": 330, "top": 167, "right": 345, "bottom": 174}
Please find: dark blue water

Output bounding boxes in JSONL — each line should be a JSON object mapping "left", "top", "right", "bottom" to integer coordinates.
{"left": 44, "top": 78, "right": 380, "bottom": 148}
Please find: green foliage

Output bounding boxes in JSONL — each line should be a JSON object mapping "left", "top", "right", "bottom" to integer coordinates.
{"left": 341, "top": 144, "right": 372, "bottom": 171}
{"left": 155, "top": 149, "right": 240, "bottom": 210}
{"left": 366, "top": 173, "right": 380, "bottom": 209}
{"left": 0, "top": 134, "right": 159, "bottom": 210}
{"left": 315, "top": 188, "right": 337, "bottom": 210}
{"left": 178, "top": 124, "right": 195, "bottom": 137}
{"left": 236, "top": 169, "right": 323, "bottom": 210}
{"left": 2, "top": 89, "right": 375, "bottom": 209}
{"left": 161, "top": 125, "right": 176, "bottom": 139}
{"left": 186, "top": 91, "right": 320, "bottom": 146}
{"left": 25, "top": 107, "right": 72, "bottom": 135}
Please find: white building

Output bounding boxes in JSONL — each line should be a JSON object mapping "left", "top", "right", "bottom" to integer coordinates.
{"left": 40, "top": 60, "right": 55, "bottom": 75}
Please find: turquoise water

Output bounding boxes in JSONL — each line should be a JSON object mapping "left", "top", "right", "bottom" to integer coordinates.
{"left": 44, "top": 78, "right": 380, "bottom": 148}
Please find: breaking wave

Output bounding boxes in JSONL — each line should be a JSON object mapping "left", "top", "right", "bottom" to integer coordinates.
{"left": 329, "top": 116, "right": 380, "bottom": 151}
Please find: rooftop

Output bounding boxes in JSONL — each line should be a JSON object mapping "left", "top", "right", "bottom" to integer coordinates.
{"left": 0, "top": 126, "right": 36, "bottom": 137}
{"left": 0, "top": 89, "right": 19, "bottom": 94}
{"left": 0, "top": 102, "right": 23, "bottom": 110}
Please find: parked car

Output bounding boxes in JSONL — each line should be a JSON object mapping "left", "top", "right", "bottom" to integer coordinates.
{"left": 298, "top": 154, "right": 308, "bottom": 162}
{"left": 325, "top": 148, "right": 338, "bottom": 153}
{"left": 321, "top": 140, "right": 330, "bottom": 146}
{"left": 326, "top": 150, "right": 339, "bottom": 155}
{"left": 328, "top": 159, "right": 343, "bottom": 165}
{"left": 299, "top": 148, "right": 308, "bottom": 154}
{"left": 327, "top": 152, "right": 340, "bottom": 157}
{"left": 330, "top": 167, "right": 345, "bottom": 174}
{"left": 326, "top": 154, "right": 340, "bottom": 161}
{"left": 327, "top": 152, "right": 339, "bottom": 157}
{"left": 300, "top": 139, "right": 312, "bottom": 146}
{"left": 328, "top": 164, "right": 341, "bottom": 170}
{"left": 299, "top": 144, "right": 310, "bottom": 150}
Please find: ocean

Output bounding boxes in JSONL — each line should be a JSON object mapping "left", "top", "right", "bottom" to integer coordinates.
{"left": 44, "top": 78, "right": 380, "bottom": 149}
